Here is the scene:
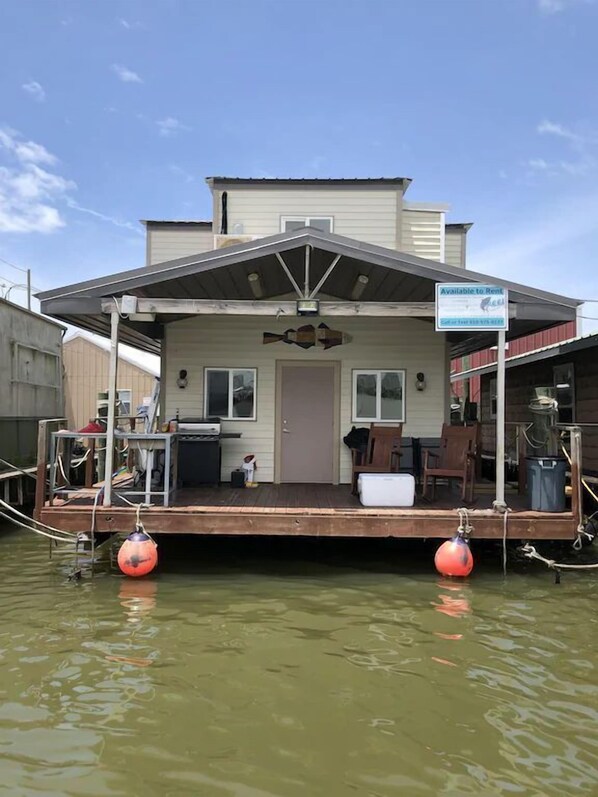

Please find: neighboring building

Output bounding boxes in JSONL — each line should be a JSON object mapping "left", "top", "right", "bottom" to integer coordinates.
{"left": 452, "top": 332, "right": 598, "bottom": 478}
{"left": 63, "top": 333, "right": 159, "bottom": 431}
{"left": 0, "top": 298, "right": 64, "bottom": 467}
{"left": 451, "top": 322, "right": 577, "bottom": 414}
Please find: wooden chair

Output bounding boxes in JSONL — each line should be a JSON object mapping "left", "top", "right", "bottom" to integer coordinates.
{"left": 351, "top": 425, "right": 403, "bottom": 494}
{"left": 422, "top": 424, "right": 478, "bottom": 503}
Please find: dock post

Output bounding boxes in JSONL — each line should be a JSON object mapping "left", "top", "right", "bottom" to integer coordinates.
{"left": 570, "top": 425, "right": 583, "bottom": 529}
{"left": 493, "top": 329, "right": 507, "bottom": 511}
{"left": 103, "top": 309, "right": 120, "bottom": 507}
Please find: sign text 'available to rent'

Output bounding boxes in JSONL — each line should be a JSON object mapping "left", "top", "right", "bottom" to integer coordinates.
{"left": 435, "top": 284, "right": 509, "bottom": 331}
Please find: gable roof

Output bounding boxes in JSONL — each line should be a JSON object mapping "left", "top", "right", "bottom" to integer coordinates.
{"left": 64, "top": 332, "right": 160, "bottom": 376}
{"left": 37, "top": 227, "right": 581, "bottom": 356}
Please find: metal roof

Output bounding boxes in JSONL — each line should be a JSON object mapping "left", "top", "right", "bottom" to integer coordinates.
{"left": 451, "top": 332, "right": 598, "bottom": 382}
{"left": 140, "top": 219, "right": 212, "bottom": 226}
{"left": 445, "top": 222, "right": 474, "bottom": 231}
{"left": 206, "top": 176, "right": 411, "bottom": 188}
{"left": 37, "top": 227, "right": 581, "bottom": 356}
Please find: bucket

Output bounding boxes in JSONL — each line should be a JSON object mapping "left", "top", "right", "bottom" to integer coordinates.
{"left": 526, "top": 457, "right": 567, "bottom": 512}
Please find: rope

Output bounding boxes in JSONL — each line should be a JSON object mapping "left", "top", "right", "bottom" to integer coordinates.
{"left": 519, "top": 542, "right": 598, "bottom": 571}
{"left": 560, "top": 440, "right": 598, "bottom": 505}
{"left": 0, "top": 497, "right": 78, "bottom": 538}
{"left": 0, "top": 510, "right": 81, "bottom": 543}
{"left": 0, "top": 457, "right": 40, "bottom": 481}
{"left": 456, "top": 507, "right": 473, "bottom": 539}
{"left": 501, "top": 508, "right": 512, "bottom": 576}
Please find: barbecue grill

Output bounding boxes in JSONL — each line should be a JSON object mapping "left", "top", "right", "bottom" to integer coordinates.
{"left": 176, "top": 417, "right": 241, "bottom": 486}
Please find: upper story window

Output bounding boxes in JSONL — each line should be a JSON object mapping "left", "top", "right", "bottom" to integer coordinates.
{"left": 281, "top": 216, "right": 334, "bottom": 233}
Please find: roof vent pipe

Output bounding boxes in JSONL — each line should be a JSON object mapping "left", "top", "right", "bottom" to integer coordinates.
{"left": 220, "top": 191, "right": 228, "bottom": 235}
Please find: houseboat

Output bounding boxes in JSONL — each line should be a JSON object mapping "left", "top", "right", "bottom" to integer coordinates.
{"left": 34, "top": 177, "right": 585, "bottom": 542}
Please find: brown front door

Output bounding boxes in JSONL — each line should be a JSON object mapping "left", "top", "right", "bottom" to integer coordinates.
{"left": 280, "top": 365, "right": 335, "bottom": 483}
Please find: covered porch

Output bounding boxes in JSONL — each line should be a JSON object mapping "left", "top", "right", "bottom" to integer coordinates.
{"left": 36, "top": 227, "right": 583, "bottom": 540}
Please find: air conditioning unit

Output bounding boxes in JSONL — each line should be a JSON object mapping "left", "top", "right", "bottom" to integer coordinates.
{"left": 213, "top": 234, "right": 260, "bottom": 250}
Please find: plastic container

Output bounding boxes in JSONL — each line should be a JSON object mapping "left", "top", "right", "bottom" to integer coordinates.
{"left": 358, "top": 473, "right": 415, "bottom": 507}
{"left": 526, "top": 457, "right": 567, "bottom": 512}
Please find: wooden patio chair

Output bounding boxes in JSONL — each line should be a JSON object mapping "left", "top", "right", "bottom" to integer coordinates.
{"left": 351, "top": 424, "right": 403, "bottom": 494}
{"left": 422, "top": 423, "right": 478, "bottom": 503}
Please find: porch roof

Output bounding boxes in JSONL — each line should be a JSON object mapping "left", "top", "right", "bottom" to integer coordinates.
{"left": 37, "top": 227, "right": 581, "bottom": 356}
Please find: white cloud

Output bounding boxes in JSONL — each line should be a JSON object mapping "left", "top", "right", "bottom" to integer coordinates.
{"left": 111, "top": 64, "right": 143, "bottom": 83}
{"left": 470, "top": 191, "right": 598, "bottom": 292}
{"left": 65, "top": 198, "right": 142, "bottom": 235}
{"left": 538, "top": 0, "right": 567, "bottom": 12}
{"left": 537, "top": 119, "right": 588, "bottom": 144}
{"left": 169, "top": 164, "right": 194, "bottom": 183}
{"left": 0, "top": 127, "right": 70, "bottom": 233}
{"left": 156, "top": 117, "right": 189, "bottom": 137}
{"left": 0, "top": 127, "right": 140, "bottom": 236}
{"left": 119, "top": 18, "right": 131, "bottom": 29}
{"left": 529, "top": 158, "right": 549, "bottom": 170}
{"left": 528, "top": 119, "right": 597, "bottom": 178}
{"left": 22, "top": 80, "right": 46, "bottom": 102}
{"left": 538, "top": 0, "right": 596, "bottom": 13}
{"left": 0, "top": 128, "right": 56, "bottom": 165}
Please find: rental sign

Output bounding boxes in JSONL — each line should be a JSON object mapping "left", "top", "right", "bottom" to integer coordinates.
{"left": 435, "top": 284, "right": 509, "bottom": 331}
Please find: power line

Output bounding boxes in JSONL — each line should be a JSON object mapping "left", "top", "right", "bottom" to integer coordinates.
{"left": 0, "top": 255, "right": 29, "bottom": 274}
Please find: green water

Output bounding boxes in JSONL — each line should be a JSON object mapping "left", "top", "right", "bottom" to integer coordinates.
{"left": 0, "top": 527, "right": 596, "bottom": 797}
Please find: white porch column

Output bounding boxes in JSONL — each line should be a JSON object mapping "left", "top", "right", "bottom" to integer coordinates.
{"left": 103, "top": 310, "right": 120, "bottom": 507}
{"left": 493, "top": 329, "right": 507, "bottom": 511}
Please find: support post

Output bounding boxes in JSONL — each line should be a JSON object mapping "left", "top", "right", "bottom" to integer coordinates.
{"left": 570, "top": 425, "right": 583, "bottom": 527}
{"left": 304, "top": 245, "right": 310, "bottom": 298}
{"left": 103, "top": 310, "right": 119, "bottom": 507}
{"left": 26, "top": 268, "right": 31, "bottom": 311}
{"left": 34, "top": 420, "right": 49, "bottom": 520}
{"left": 493, "top": 329, "right": 507, "bottom": 511}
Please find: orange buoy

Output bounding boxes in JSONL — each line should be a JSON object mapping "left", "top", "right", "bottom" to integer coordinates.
{"left": 434, "top": 535, "right": 474, "bottom": 577}
{"left": 117, "top": 529, "right": 158, "bottom": 577}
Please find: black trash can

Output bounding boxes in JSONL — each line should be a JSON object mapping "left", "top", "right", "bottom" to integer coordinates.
{"left": 526, "top": 457, "right": 567, "bottom": 512}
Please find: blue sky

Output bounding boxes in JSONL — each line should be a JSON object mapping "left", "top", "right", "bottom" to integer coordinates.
{"left": 1, "top": 0, "right": 597, "bottom": 326}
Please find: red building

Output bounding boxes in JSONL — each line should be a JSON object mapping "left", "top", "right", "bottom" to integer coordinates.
{"left": 451, "top": 321, "right": 577, "bottom": 414}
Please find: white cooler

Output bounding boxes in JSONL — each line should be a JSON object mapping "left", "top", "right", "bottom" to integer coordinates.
{"left": 358, "top": 473, "right": 415, "bottom": 507}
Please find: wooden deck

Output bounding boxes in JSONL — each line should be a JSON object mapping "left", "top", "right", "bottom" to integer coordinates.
{"left": 39, "top": 482, "right": 579, "bottom": 540}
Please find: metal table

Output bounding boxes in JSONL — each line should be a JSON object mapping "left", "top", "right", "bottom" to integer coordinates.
{"left": 50, "top": 431, "right": 178, "bottom": 507}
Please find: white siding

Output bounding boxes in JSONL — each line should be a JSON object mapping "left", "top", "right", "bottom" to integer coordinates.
{"left": 401, "top": 209, "right": 444, "bottom": 261}
{"left": 147, "top": 224, "right": 213, "bottom": 265}
{"left": 444, "top": 228, "right": 466, "bottom": 267}
{"left": 165, "top": 316, "right": 448, "bottom": 483}
{"left": 222, "top": 187, "right": 399, "bottom": 249}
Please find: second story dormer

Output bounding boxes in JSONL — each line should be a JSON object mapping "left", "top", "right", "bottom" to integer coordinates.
{"left": 143, "top": 176, "right": 471, "bottom": 269}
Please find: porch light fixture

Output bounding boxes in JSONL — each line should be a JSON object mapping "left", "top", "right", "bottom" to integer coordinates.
{"left": 351, "top": 274, "right": 369, "bottom": 301}
{"left": 415, "top": 372, "right": 426, "bottom": 391}
{"left": 247, "top": 272, "right": 263, "bottom": 299}
{"left": 297, "top": 299, "right": 319, "bottom": 316}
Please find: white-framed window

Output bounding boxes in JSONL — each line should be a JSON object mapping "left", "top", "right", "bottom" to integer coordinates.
{"left": 204, "top": 368, "right": 257, "bottom": 420}
{"left": 117, "top": 389, "right": 132, "bottom": 416}
{"left": 489, "top": 377, "right": 497, "bottom": 419}
{"left": 553, "top": 363, "right": 575, "bottom": 424}
{"left": 281, "top": 216, "right": 334, "bottom": 233}
{"left": 352, "top": 369, "right": 405, "bottom": 423}
{"left": 98, "top": 388, "right": 133, "bottom": 417}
